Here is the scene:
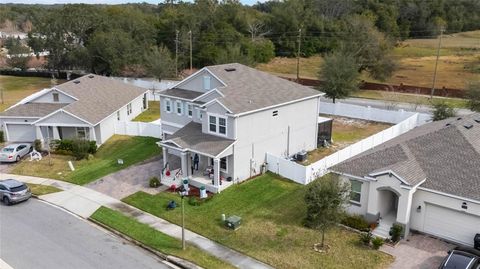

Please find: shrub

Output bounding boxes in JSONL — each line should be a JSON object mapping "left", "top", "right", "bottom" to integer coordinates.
{"left": 55, "top": 139, "right": 74, "bottom": 152}
{"left": 389, "top": 224, "right": 403, "bottom": 242}
{"left": 432, "top": 101, "right": 456, "bottom": 121}
{"left": 0, "top": 130, "right": 4, "bottom": 143}
{"left": 149, "top": 177, "right": 160, "bottom": 188}
{"left": 88, "top": 141, "right": 97, "bottom": 154}
{"left": 71, "top": 139, "right": 90, "bottom": 160}
{"left": 371, "top": 237, "right": 384, "bottom": 250}
{"left": 342, "top": 214, "right": 370, "bottom": 232}
{"left": 34, "top": 139, "right": 42, "bottom": 152}
{"left": 359, "top": 231, "right": 373, "bottom": 246}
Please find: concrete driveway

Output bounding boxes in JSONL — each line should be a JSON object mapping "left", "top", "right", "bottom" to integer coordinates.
{"left": 86, "top": 156, "right": 167, "bottom": 199}
{"left": 381, "top": 233, "right": 455, "bottom": 269}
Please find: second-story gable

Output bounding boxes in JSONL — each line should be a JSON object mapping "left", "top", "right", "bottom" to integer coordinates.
{"left": 30, "top": 88, "right": 77, "bottom": 104}
{"left": 174, "top": 69, "right": 224, "bottom": 93}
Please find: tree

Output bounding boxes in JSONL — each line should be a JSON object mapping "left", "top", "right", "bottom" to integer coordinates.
{"left": 6, "top": 43, "right": 31, "bottom": 70}
{"left": 320, "top": 50, "right": 359, "bottom": 103}
{"left": 304, "top": 174, "right": 350, "bottom": 248}
{"left": 431, "top": 101, "right": 456, "bottom": 121}
{"left": 466, "top": 80, "right": 480, "bottom": 112}
{"left": 144, "top": 46, "right": 175, "bottom": 81}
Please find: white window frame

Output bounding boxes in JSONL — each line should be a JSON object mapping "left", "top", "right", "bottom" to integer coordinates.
{"left": 117, "top": 111, "right": 121, "bottom": 121}
{"left": 187, "top": 103, "right": 193, "bottom": 118}
{"left": 208, "top": 113, "right": 227, "bottom": 136}
{"left": 175, "top": 100, "right": 183, "bottom": 116}
{"left": 220, "top": 156, "right": 227, "bottom": 173}
{"left": 350, "top": 180, "right": 362, "bottom": 204}
{"left": 164, "top": 99, "right": 172, "bottom": 113}
{"left": 127, "top": 103, "right": 132, "bottom": 115}
{"left": 52, "top": 92, "right": 59, "bottom": 102}
{"left": 76, "top": 127, "right": 90, "bottom": 140}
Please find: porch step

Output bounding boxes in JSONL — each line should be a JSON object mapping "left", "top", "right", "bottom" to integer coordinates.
{"left": 372, "top": 224, "right": 391, "bottom": 239}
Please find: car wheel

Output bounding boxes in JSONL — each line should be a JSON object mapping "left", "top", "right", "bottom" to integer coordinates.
{"left": 16, "top": 155, "right": 20, "bottom": 162}
{"left": 3, "top": 196, "right": 10, "bottom": 205}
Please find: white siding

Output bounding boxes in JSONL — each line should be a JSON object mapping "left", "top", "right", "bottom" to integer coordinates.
{"left": 36, "top": 111, "right": 90, "bottom": 126}
{"left": 30, "top": 90, "right": 76, "bottom": 104}
{"left": 175, "top": 70, "right": 223, "bottom": 92}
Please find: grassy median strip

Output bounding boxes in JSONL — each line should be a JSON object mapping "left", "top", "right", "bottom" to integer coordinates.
{"left": 90, "top": 206, "right": 235, "bottom": 269}
{"left": 27, "top": 183, "right": 62, "bottom": 196}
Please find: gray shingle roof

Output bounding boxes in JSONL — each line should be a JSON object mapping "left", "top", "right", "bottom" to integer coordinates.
{"left": 0, "top": 103, "right": 67, "bottom": 118}
{"left": 331, "top": 113, "right": 480, "bottom": 201}
{"left": 206, "top": 63, "right": 322, "bottom": 114}
{"left": 163, "top": 122, "right": 235, "bottom": 157}
{"left": 160, "top": 88, "right": 204, "bottom": 100}
{"left": 55, "top": 74, "right": 147, "bottom": 124}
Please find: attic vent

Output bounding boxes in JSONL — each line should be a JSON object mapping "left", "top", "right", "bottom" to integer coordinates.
{"left": 88, "top": 75, "right": 94, "bottom": 78}
{"left": 73, "top": 80, "right": 80, "bottom": 84}
{"left": 273, "top": 110, "right": 278, "bottom": 117}
{"left": 225, "top": 68, "right": 236, "bottom": 72}
{"left": 475, "top": 118, "right": 480, "bottom": 123}
{"left": 464, "top": 123, "right": 473, "bottom": 129}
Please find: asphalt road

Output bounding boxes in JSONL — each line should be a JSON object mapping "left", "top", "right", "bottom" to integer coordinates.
{"left": 0, "top": 199, "right": 172, "bottom": 269}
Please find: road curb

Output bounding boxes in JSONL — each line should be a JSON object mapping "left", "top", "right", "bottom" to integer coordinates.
{"left": 88, "top": 218, "right": 204, "bottom": 269}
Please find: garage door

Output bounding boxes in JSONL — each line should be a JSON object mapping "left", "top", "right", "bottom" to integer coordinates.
{"left": 424, "top": 204, "right": 480, "bottom": 246}
{"left": 6, "top": 124, "right": 35, "bottom": 142}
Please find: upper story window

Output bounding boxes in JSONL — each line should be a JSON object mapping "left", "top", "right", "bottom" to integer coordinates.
{"left": 175, "top": 100, "right": 183, "bottom": 115}
{"left": 197, "top": 109, "right": 203, "bottom": 121}
{"left": 127, "top": 103, "right": 132, "bottom": 115}
{"left": 187, "top": 104, "right": 193, "bottom": 118}
{"left": 165, "top": 99, "right": 172, "bottom": 113}
{"left": 203, "top": 76, "right": 211, "bottom": 90}
{"left": 209, "top": 114, "right": 227, "bottom": 136}
{"left": 350, "top": 180, "right": 362, "bottom": 203}
{"left": 52, "top": 92, "right": 59, "bottom": 102}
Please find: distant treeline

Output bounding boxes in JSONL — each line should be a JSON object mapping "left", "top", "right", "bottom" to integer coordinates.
{"left": 0, "top": 0, "right": 479, "bottom": 76}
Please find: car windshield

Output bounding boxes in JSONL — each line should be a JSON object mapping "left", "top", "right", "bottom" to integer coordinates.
{"left": 444, "top": 253, "right": 475, "bottom": 269}
{"left": 2, "top": 148, "right": 14, "bottom": 153}
{"left": 10, "top": 184, "right": 27, "bottom": 192}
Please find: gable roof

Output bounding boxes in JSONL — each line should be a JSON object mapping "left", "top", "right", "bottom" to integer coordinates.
{"left": 331, "top": 113, "right": 480, "bottom": 201}
{"left": 0, "top": 75, "right": 148, "bottom": 125}
{"left": 205, "top": 63, "right": 323, "bottom": 115}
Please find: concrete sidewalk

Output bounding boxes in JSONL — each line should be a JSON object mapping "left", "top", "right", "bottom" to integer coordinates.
{"left": 1, "top": 173, "right": 273, "bottom": 269}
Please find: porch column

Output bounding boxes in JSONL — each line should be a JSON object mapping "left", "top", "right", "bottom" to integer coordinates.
{"left": 181, "top": 152, "right": 188, "bottom": 178}
{"left": 89, "top": 126, "right": 97, "bottom": 142}
{"left": 52, "top": 126, "right": 60, "bottom": 140}
{"left": 35, "top": 126, "right": 44, "bottom": 141}
{"left": 213, "top": 158, "right": 220, "bottom": 186}
{"left": 396, "top": 190, "right": 414, "bottom": 236}
{"left": 162, "top": 148, "right": 168, "bottom": 168}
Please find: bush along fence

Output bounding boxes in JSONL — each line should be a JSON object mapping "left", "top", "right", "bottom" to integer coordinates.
{"left": 266, "top": 109, "right": 423, "bottom": 185}
{"left": 114, "top": 121, "right": 162, "bottom": 139}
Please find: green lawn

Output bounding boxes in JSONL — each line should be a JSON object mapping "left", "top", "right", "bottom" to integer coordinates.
{"left": 26, "top": 183, "right": 62, "bottom": 196}
{"left": 132, "top": 101, "right": 160, "bottom": 122}
{"left": 91, "top": 206, "right": 235, "bottom": 269}
{"left": 11, "top": 135, "right": 162, "bottom": 185}
{"left": 123, "top": 173, "right": 393, "bottom": 269}
{"left": 0, "top": 75, "right": 65, "bottom": 111}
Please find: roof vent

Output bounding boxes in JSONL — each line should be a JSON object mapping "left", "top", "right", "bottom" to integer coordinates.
{"left": 475, "top": 118, "right": 480, "bottom": 123}
{"left": 457, "top": 117, "right": 462, "bottom": 120}
{"left": 88, "top": 75, "right": 94, "bottom": 78}
{"left": 248, "top": 100, "right": 253, "bottom": 104}
{"left": 73, "top": 80, "right": 80, "bottom": 84}
{"left": 445, "top": 123, "right": 451, "bottom": 126}
{"left": 225, "top": 68, "right": 236, "bottom": 72}
{"left": 464, "top": 123, "right": 473, "bottom": 129}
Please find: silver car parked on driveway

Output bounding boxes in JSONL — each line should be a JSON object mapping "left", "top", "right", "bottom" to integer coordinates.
{"left": 0, "top": 143, "right": 33, "bottom": 163}
{"left": 0, "top": 179, "right": 32, "bottom": 205}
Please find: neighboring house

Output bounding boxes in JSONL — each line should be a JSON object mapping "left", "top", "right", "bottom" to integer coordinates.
{"left": 159, "top": 63, "right": 323, "bottom": 192}
{"left": 0, "top": 74, "right": 148, "bottom": 145}
{"left": 331, "top": 114, "right": 480, "bottom": 247}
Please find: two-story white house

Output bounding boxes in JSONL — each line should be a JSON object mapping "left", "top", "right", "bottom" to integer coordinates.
{"left": 159, "top": 63, "right": 323, "bottom": 193}
{"left": 0, "top": 74, "right": 148, "bottom": 146}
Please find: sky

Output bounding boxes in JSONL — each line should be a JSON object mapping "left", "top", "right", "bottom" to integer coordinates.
{"left": 4, "top": 0, "right": 264, "bottom": 5}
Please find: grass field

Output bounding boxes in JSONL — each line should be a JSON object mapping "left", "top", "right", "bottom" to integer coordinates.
{"left": 11, "top": 135, "right": 161, "bottom": 185}
{"left": 132, "top": 101, "right": 160, "bottom": 122}
{"left": 256, "top": 30, "right": 480, "bottom": 90}
{"left": 26, "top": 183, "right": 62, "bottom": 196}
{"left": 91, "top": 206, "right": 235, "bottom": 269}
{"left": 123, "top": 173, "right": 393, "bottom": 269}
{"left": 0, "top": 75, "right": 64, "bottom": 111}
{"left": 305, "top": 117, "right": 391, "bottom": 164}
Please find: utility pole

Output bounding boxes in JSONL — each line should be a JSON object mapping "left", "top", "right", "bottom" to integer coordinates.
{"left": 296, "top": 28, "right": 302, "bottom": 82}
{"left": 188, "top": 30, "right": 192, "bottom": 73}
{"left": 430, "top": 27, "right": 444, "bottom": 99}
{"left": 175, "top": 30, "right": 179, "bottom": 78}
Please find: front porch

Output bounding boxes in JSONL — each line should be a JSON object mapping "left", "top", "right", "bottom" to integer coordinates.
{"left": 35, "top": 125, "right": 98, "bottom": 147}
{"left": 160, "top": 167, "right": 235, "bottom": 193}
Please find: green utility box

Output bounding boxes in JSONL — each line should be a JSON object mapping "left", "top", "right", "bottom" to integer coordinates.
{"left": 225, "top": 215, "right": 242, "bottom": 230}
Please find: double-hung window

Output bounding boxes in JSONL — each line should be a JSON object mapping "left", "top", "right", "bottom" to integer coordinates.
{"left": 220, "top": 157, "right": 227, "bottom": 172}
{"left": 175, "top": 100, "right": 183, "bottom": 115}
{"left": 350, "top": 180, "right": 362, "bottom": 203}
{"left": 187, "top": 104, "right": 193, "bottom": 118}
{"left": 208, "top": 114, "right": 227, "bottom": 136}
{"left": 165, "top": 99, "right": 172, "bottom": 113}
{"left": 127, "top": 103, "right": 132, "bottom": 115}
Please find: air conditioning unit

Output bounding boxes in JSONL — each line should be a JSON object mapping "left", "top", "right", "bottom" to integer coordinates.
{"left": 296, "top": 151, "right": 307, "bottom": 162}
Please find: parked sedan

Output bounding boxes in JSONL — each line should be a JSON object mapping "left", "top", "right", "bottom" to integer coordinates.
{"left": 439, "top": 247, "right": 480, "bottom": 269}
{"left": 0, "top": 179, "right": 32, "bottom": 205}
{"left": 0, "top": 143, "right": 32, "bottom": 163}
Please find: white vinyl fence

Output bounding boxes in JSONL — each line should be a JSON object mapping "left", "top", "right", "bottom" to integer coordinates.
{"left": 266, "top": 112, "right": 421, "bottom": 185}
{"left": 114, "top": 121, "right": 162, "bottom": 138}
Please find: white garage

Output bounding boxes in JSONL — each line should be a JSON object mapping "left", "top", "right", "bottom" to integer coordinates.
{"left": 5, "top": 123, "right": 36, "bottom": 142}
{"left": 424, "top": 204, "right": 480, "bottom": 246}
